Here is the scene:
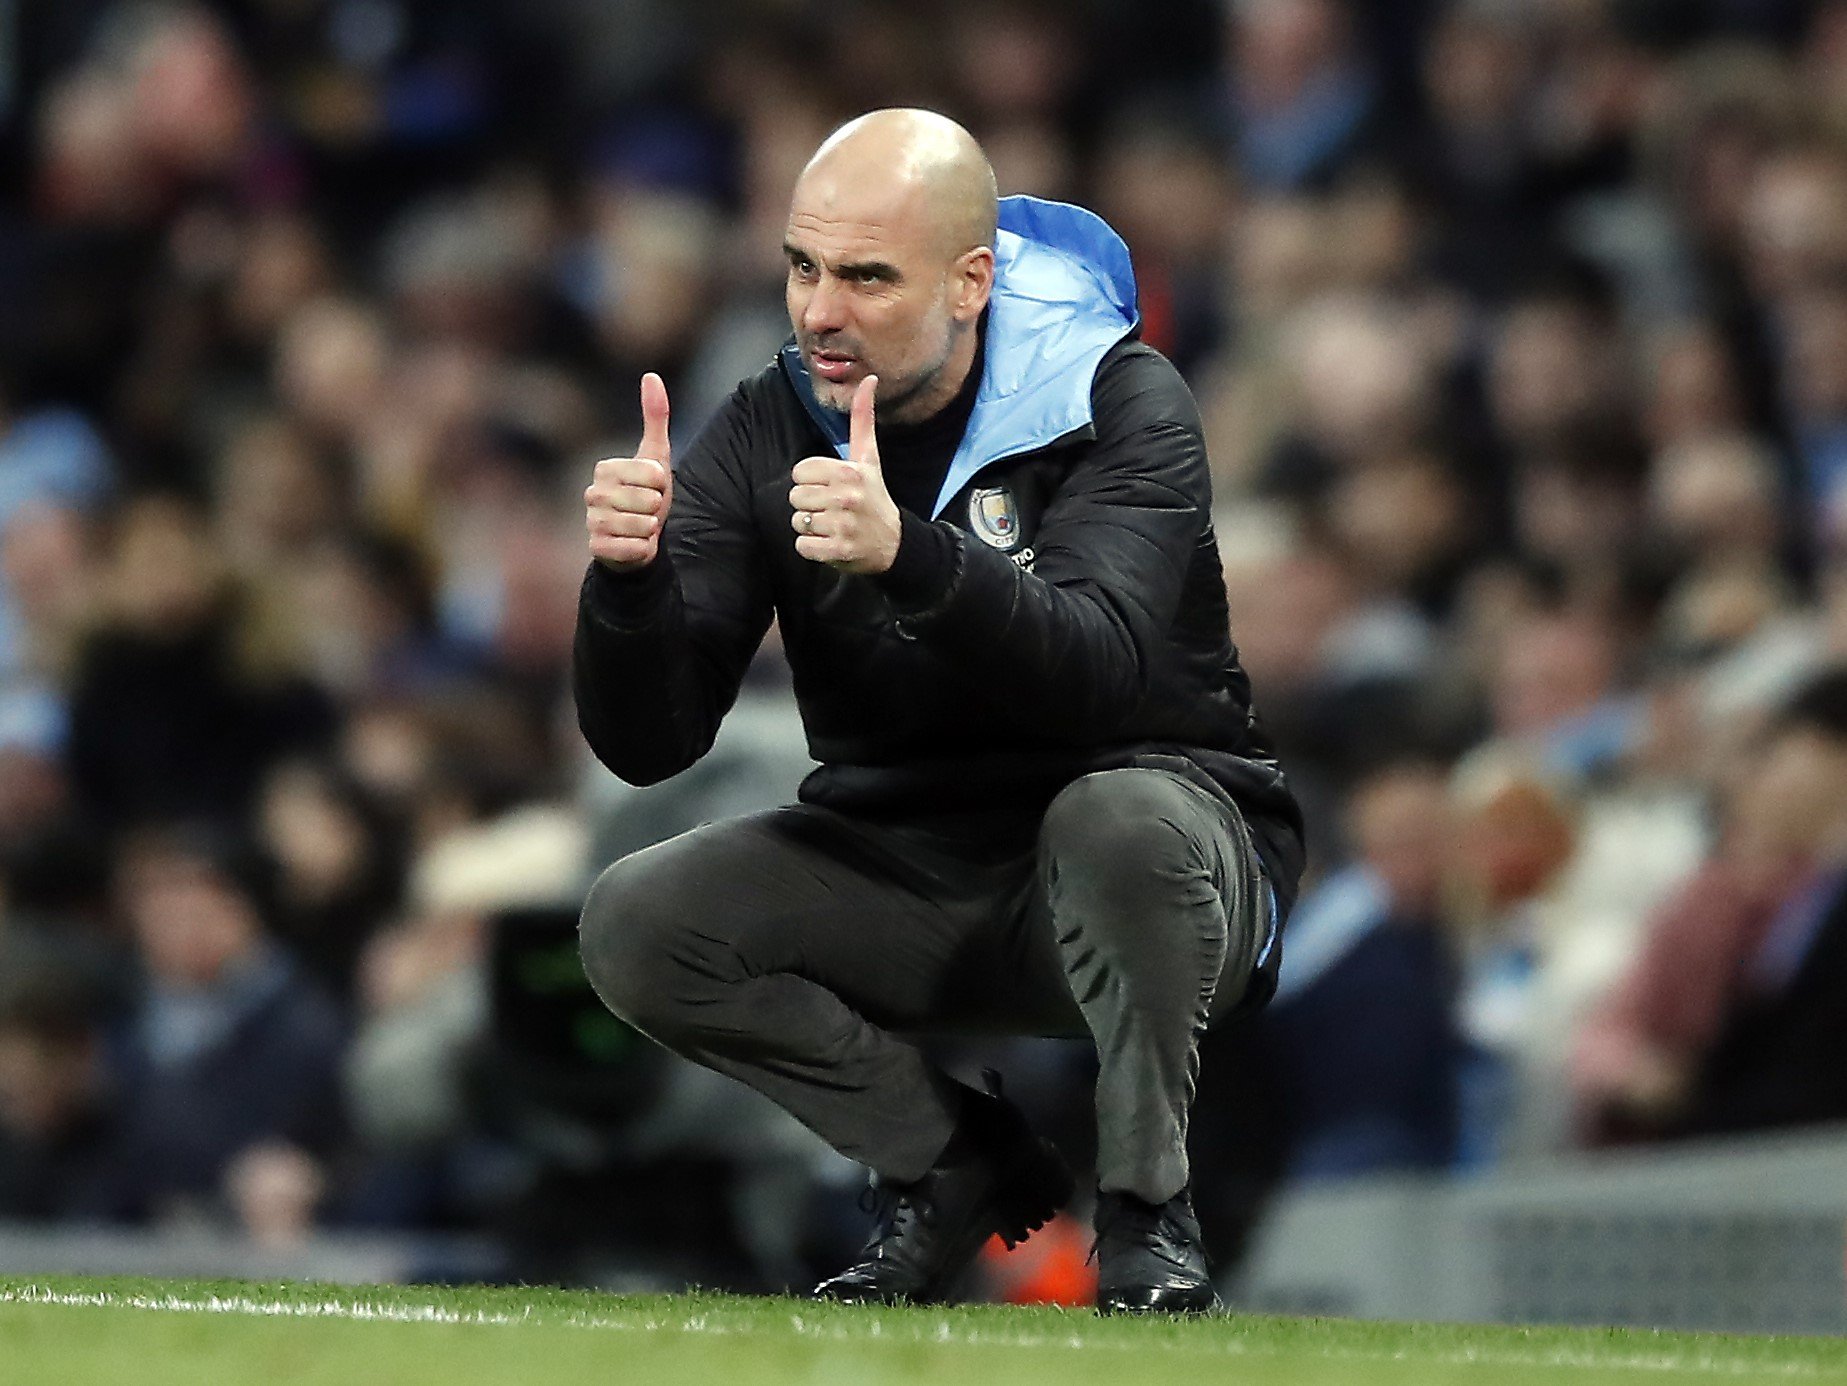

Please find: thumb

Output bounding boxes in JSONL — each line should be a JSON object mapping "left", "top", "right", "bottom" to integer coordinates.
{"left": 638, "top": 372, "right": 671, "bottom": 464}
{"left": 849, "top": 374, "right": 879, "bottom": 466}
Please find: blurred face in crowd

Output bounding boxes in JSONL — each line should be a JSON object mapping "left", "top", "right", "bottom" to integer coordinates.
{"left": 121, "top": 846, "right": 263, "bottom": 988}
{"left": 0, "top": 1022, "right": 99, "bottom": 1139}
{"left": 784, "top": 111, "right": 996, "bottom": 422}
{"left": 1424, "top": 8, "right": 1528, "bottom": 133}
{"left": 129, "top": 9, "right": 255, "bottom": 177}
{"left": 1510, "top": 461, "right": 1641, "bottom": 572}
{"left": 592, "top": 190, "right": 721, "bottom": 362}
{"left": 1742, "top": 721, "right": 1847, "bottom": 862}
{"left": 1220, "top": 544, "right": 1353, "bottom": 690}
{"left": 214, "top": 416, "right": 336, "bottom": 564}
{"left": 1231, "top": 0, "right": 1348, "bottom": 107}
{"left": 1328, "top": 456, "right": 1467, "bottom": 589}
{"left": 274, "top": 298, "right": 388, "bottom": 443}
{"left": 1286, "top": 297, "right": 1430, "bottom": 461}
{"left": 1644, "top": 324, "right": 1745, "bottom": 448}
{"left": 1741, "top": 151, "right": 1847, "bottom": 304}
{"left": 1491, "top": 609, "right": 1619, "bottom": 739}
{"left": 1648, "top": 435, "right": 1783, "bottom": 564}
{"left": 109, "top": 496, "right": 223, "bottom": 636}
{"left": 949, "top": 1, "right": 1077, "bottom": 123}
{"left": 0, "top": 749, "right": 68, "bottom": 847}
{"left": 260, "top": 763, "right": 372, "bottom": 907}
{"left": 1489, "top": 300, "right": 1622, "bottom": 444}
{"left": 1092, "top": 126, "right": 1233, "bottom": 273}
{"left": 1348, "top": 765, "right": 1452, "bottom": 917}
{"left": 2, "top": 502, "right": 91, "bottom": 627}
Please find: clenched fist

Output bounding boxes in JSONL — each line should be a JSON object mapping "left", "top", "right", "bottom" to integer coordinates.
{"left": 586, "top": 373, "right": 673, "bottom": 571}
{"left": 789, "top": 375, "right": 902, "bottom": 575}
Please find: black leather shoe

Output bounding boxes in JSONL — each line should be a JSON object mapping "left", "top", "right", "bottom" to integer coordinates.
{"left": 1092, "top": 1189, "right": 1220, "bottom": 1315}
{"left": 813, "top": 1075, "right": 1074, "bottom": 1306}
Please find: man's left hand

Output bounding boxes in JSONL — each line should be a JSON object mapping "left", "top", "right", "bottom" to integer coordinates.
{"left": 790, "top": 375, "right": 902, "bottom": 575}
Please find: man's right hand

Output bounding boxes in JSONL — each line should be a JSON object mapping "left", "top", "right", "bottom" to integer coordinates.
{"left": 586, "top": 373, "right": 673, "bottom": 571}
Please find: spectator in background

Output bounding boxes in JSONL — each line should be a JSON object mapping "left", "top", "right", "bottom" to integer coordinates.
{"left": 1573, "top": 705, "right": 1814, "bottom": 1142}
{"left": 0, "top": 503, "right": 92, "bottom": 861}
{"left": 1221, "top": 0, "right": 1388, "bottom": 191}
{"left": 1641, "top": 322, "right": 1752, "bottom": 454}
{"left": 257, "top": 758, "right": 406, "bottom": 999}
{"left": 283, "top": 530, "right": 470, "bottom": 704}
{"left": 1446, "top": 751, "right": 1595, "bottom": 1167}
{"left": 0, "top": 957, "right": 130, "bottom": 1221}
{"left": 109, "top": 824, "right": 345, "bottom": 1237}
{"left": 66, "top": 494, "right": 334, "bottom": 827}
{"left": 1686, "top": 666, "right": 1847, "bottom": 1135}
{"left": 1262, "top": 762, "right": 1460, "bottom": 1178}
{"left": 1488, "top": 598, "right": 1640, "bottom": 779}
{"left": 1411, "top": 3, "right": 1550, "bottom": 304}
{"left": 0, "top": 425, "right": 111, "bottom": 818}
{"left": 1091, "top": 115, "right": 1238, "bottom": 375}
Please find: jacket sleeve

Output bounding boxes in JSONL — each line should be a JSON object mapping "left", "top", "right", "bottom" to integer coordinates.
{"left": 573, "top": 390, "right": 774, "bottom": 785}
{"left": 892, "top": 345, "right": 1209, "bottom": 740}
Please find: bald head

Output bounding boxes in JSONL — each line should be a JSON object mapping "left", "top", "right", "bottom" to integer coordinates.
{"left": 796, "top": 109, "right": 998, "bottom": 258}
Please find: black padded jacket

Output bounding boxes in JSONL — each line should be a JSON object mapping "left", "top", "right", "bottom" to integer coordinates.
{"left": 573, "top": 338, "right": 1307, "bottom": 941}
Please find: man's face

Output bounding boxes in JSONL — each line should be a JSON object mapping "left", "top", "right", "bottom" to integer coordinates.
{"left": 783, "top": 179, "right": 968, "bottom": 420}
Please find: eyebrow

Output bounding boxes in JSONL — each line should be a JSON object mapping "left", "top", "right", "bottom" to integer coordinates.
{"left": 783, "top": 243, "right": 901, "bottom": 283}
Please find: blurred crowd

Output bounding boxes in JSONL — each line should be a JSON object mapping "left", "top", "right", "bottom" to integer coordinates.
{"left": 2, "top": 0, "right": 1847, "bottom": 1294}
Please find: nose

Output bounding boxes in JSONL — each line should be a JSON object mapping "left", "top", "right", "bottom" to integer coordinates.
{"left": 802, "top": 275, "right": 849, "bottom": 336}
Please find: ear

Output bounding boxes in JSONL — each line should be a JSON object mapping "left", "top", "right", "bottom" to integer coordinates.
{"left": 953, "top": 246, "right": 995, "bottom": 322}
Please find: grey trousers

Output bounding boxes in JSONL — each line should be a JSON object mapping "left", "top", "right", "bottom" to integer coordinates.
{"left": 578, "top": 767, "right": 1268, "bottom": 1204}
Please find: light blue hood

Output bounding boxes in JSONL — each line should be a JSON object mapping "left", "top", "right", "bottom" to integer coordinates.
{"left": 779, "top": 195, "right": 1139, "bottom": 518}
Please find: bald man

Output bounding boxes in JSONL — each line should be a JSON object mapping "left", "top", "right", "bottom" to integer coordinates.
{"left": 575, "top": 110, "right": 1304, "bottom": 1313}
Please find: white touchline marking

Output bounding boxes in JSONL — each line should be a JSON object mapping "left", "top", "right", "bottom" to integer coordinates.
{"left": 0, "top": 1284, "right": 1840, "bottom": 1379}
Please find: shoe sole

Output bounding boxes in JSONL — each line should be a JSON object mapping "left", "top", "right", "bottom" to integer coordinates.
{"left": 992, "top": 1134, "right": 1076, "bottom": 1248}
{"left": 1096, "top": 1285, "right": 1222, "bottom": 1316}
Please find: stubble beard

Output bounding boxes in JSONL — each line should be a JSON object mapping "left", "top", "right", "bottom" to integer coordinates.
{"left": 851, "top": 329, "right": 961, "bottom": 423}
{"left": 802, "top": 308, "right": 962, "bottom": 422}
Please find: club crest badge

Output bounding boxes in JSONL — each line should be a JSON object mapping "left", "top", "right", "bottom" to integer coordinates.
{"left": 968, "top": 486, "right": 1021, "bottom": 550}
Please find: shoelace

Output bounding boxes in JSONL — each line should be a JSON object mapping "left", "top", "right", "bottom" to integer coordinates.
{"left": 1087, "top": 1198, "right": 1209, "bottom": 1271}
{"left": 857, "top": 1180, "right": 938, "bottom": 1261}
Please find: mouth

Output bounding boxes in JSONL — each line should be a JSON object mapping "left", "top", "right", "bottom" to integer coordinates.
{"left": 807, "top": 347, "right": 860, "bottom": 384}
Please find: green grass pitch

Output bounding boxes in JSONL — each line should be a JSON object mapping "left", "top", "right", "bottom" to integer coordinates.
{"left": 3, "top": 1275, "right": 1844, "bottom": 1384}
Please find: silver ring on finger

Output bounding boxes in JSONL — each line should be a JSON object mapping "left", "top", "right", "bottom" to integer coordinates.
{"left": 798, "top": 510, "right": 813, "bottom": 531}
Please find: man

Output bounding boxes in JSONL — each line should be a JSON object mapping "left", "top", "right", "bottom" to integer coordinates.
{"left": 575, "top": 109, "right": 1303, "bottom": 1313}
{"left": 1682, "top": 667, "right": 1847, "bottom": 1137}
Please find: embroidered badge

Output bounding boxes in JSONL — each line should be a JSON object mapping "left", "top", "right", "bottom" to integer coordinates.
{"left": 968, "top": 486, "right": 1021, "bottom": 550}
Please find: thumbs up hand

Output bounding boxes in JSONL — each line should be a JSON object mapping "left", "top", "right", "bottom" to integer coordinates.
{"left": 790, "top": 375, "right": 902, "bottom": 575}
{"left": 586, "top": 373, "right": 674, "bottom": 571}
